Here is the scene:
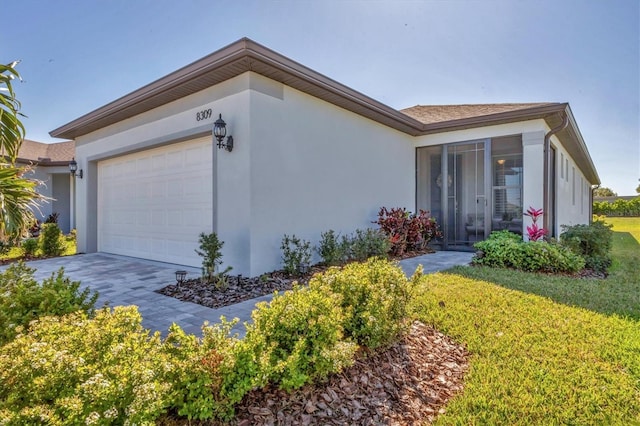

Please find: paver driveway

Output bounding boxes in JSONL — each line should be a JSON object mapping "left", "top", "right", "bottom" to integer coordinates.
{"left": 5, "top": 253, "right": 270, "bottom": 336}
{"left": 6, "top": 251, "right": 474, "bottom": 337}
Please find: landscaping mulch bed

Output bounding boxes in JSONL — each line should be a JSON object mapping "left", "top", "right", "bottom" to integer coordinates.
{"left": 160, "top": 320, "right": 469, "bottom": 425}
{"left": 155, "top": 266, "right": 325, "bottom": 309}
{"left": 226, "top": 321, "right": 467, "bottom": 425}
{"left": 156, "top": 249, "right": 437, "bottom": 310}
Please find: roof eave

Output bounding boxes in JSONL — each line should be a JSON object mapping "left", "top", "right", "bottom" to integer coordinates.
{"left": 50, "top": 38, "right": 424, "bottom": 139}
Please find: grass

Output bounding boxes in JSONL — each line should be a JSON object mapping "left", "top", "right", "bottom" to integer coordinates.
{"left": 0, "top": 233, "right": 76, "bottom": 262}
{"left": 447, "top": 217, "right": 640, "bottom": 320}
{"left": 410, "top": 217, "right": 640, "bottom": 424}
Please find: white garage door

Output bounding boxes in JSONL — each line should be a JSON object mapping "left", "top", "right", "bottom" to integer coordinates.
{"left": 98, "top": 137, "right": 213, "bottom": 267}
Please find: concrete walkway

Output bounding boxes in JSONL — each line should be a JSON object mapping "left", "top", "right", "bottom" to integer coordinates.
{"left": 5, "top": 251, "right": 473, "bottom": 337}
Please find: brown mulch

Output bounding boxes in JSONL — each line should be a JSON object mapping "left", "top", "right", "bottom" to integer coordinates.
{"left": 156, "top": 250, "right": 437, "bottom": 310}
{"left": 155, "top": 264, "right": 328, "bottom": 309}
{"left": 230, "top": 321, "right": 469, "bottom": 425}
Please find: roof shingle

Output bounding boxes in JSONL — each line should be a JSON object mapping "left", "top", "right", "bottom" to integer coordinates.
{"left": 401, "top": 103, "right": 558, "bottom": 124}
{"left": 17, "top": 139, "right": 74, "bottom": 165}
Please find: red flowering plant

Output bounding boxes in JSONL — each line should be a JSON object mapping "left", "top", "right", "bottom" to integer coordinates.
{"left": 524, "top": 206, "right": 547, "bottom": 241}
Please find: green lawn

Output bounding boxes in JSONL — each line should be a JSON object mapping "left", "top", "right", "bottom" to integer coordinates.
{"left": 0, "top": 234, "right": 76, "bottom": 262}
{"left": 411, "top": 217, "right": 640, "bottom": 425}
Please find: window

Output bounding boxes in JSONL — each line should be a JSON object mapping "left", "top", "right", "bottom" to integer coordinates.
{"left": 493, "top": 155, "right": 523, "bottom": 224}
{"left": 572, "top": 167, "right": 576, "bottom": 205}
{"left": 566, "top": 159, "right": 569, "bottom": 182}
{"left": 560, "top": 153, "right": 564, "bottom": 179}
{"left": 580, "top": 177, "right": 584, "bottom": 214}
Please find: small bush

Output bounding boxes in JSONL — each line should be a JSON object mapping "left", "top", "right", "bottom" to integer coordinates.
{"left": 243, "top": 285, "right": 357, "bottom": 391}
{"left": 473, "top": 231, "right": 584, "bottom": 274}
{"left": 164, "top": 319, "right": 241, "bottom": 421}
{"left": 44, "top": 212, "right": 59, "bottom": 224}
{"left": 39, "top": 222, "right": 63, "bottom": 256}
{"left": 472, "top": 231, "right": 524, "bottom": 269}
{"left": 0, "top": 262, "right": 98, "bottom": 345}
{"left": 0, "top": 307, "right": 172, "bottom": 425}
{"left": 311, "top": 258, "right": 420, "bottom": 349}
{"left": 560, "top": 220, "right": 613, "bottom": 273}
{"left": 517, "top": 241, "right": 585, "bottom": 274}
{"left": 317, "top": 230, "right": 347, "bottom": 266}
{"left": 195, "top": 232, "right": 232, "bottom": 283}
{"left": 375, "top": 207, "right": 442, "bottom": 256}
{"left": 349, "top": 228, "right": 391, "bottom": 262}
{"left": 21, "top": 238, "right": 38, "bottom": 256}
{"left": 281, "top": 234, "right": 312, "bottom": 275}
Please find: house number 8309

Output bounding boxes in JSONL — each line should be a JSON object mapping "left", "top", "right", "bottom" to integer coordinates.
{"left": 196, "top": 109, "right": 212, "bottom": 121}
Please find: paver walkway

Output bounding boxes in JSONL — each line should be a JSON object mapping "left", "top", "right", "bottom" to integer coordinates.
{"left": 5, "top": 251, "right": 474, "bottom": 337}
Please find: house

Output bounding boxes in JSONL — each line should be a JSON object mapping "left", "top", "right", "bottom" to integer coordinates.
{"left": 17, "top": 139, "right": 75, "bottom": 233}
{"left": 50, "top": 38, "right": 599, "bottom": 276}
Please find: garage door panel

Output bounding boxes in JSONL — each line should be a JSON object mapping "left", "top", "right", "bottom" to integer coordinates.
{"left": 98, "top": 137, "right": 213, "bottom": 267}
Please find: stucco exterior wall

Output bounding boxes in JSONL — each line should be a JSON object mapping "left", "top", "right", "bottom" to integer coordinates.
{"left": 549, "top": 133, "right": 591, "bottom": 229}
{"left": 51, "top": 173, "right": 72, "bottom": 233}
{"left": 74, "top": 73, "right": 253, "bottom": 257}
{"left": 245, "top": 74, "right": 415, "bottom": 275}
{"left": 71, "top": 71, "right": 415, "bottom": 276}
{"left": 25, "top": 166, "right": 53, "bottom": 221}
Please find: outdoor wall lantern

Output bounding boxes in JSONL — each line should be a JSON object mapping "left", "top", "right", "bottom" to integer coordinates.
{"left": 175, "top": 270, "right": 187, "bottom": 286}
{"left": 69, "top": 158, "right": 83, "bottom": 179}
{"left": 213, "top": 114, "right": 234, "bottom": 152}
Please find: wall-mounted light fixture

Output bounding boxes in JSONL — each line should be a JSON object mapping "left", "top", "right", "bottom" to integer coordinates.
{"left": 69, "top": 158, "right": 83, "bottom": 179}
{"left": 213, "top": 114, "right": 234, "bottom": 152}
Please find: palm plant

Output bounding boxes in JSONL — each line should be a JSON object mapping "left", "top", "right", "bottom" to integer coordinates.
{"left": 0, "top": 62, "right": 45, "bottom": 241}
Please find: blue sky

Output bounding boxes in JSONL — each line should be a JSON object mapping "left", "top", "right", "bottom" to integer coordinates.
{"left": 4, "top": 0, "right": 639, "bottom": 194}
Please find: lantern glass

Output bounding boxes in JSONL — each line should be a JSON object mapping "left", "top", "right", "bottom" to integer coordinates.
{"left": 175, "top": 270, "right": 187, "bottom": 284}
{"left": 213, "top": 114, "right": 226, "bottom": 141}
{"left": 69, "top": 158, "right": 78, "bottom": 173}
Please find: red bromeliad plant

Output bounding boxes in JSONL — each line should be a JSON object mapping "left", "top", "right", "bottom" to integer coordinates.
{"left": 524, "top": 206, "right": 547, "bottom": 241}
{"left": 374, "top": 207, "right": 442, "bottom": 256}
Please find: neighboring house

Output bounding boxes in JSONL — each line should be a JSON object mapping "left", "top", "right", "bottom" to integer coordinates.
{"left": 50, "top": 38, "right": 599, "bottom": 276}
{"left": 17, "top": 139, "right": 74, "bottom": 234}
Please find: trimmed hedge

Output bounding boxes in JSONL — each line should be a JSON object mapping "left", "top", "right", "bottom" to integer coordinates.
{"left": 593, "top": 197, "right": 640, "bottom": 217}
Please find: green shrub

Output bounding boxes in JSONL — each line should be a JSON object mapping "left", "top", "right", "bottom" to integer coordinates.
{"left": 473, "top": 231, "right": 524, "bottom": 269}
{"left": 593, "top": 196, "right": 640, "bottom": 217}
{"left": 310, "top": 258, "right": 419, "bottom": 349}
{"left": 243, "top": 285, "right": 357, "bottom": 391}
{"left": 0, "top": 239, "right": 13, "bottom": 256}
{"left": 318, "top": 228, "right": 390, "bottom": 265}
{"left": 164, "top": 318, "right": 241, "bottom": 421}
{"left": 0, "top": 262, "right": 98, "bottom": 345}
{"left": 516, "top": 241, "right": 585, "bottom": 274}
{"left": 195, "top": 231, "right": 232, "bottom": 283}
{"left": 560, "top": 220, "right": 613, "bottom": 272}
{"left": 349, "top": 228, "right": 391, "bottom": 261}
{"left": 280, "top": 234, "right": 312, "bottom": 275}
{"left": 317, "top": 229, "right": 347, "bottom": 265}
{"left": 21, "top": 237, "right": 38, "bottom": 256}
{"left": 0, "top": 307, "right": 172, "bottom": 425}
{"left": 473, "top": 231, "right": 584, "bottom": 274}
{"left": 39, "top": 222, "right": 63, "bottom": 256}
